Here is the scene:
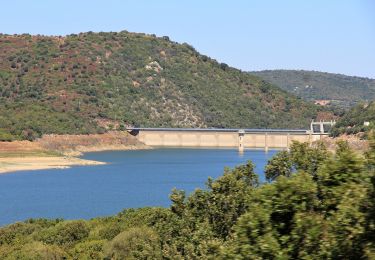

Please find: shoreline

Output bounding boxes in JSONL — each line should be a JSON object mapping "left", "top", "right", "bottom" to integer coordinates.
{"left": 61, "top": 144, "right": 151, "bottom": 156}
{"left": 0, "top": 131, "right": 151, "bottom": 174}
{"left": 0, "top": 145, "right": 152, "bottom": 175}
{"left": 0, "top": 156, "right": 106, "bottom": 175}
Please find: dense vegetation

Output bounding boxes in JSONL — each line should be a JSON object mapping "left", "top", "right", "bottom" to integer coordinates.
{"left": 331, "top": 101, "right": 375, "bottom": 136}
{"left": 251, "top": 70, "right": 375, "bottom": 107}
{"left": 0, "top": 32, "right": 321, "bottom": 141}
{"left": 1, "top": 137, "right": 374, "bottom": 259}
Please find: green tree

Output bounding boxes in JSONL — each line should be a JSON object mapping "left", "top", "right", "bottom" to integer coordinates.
{"left": 104, "top": 227, "right": 162, "bottom": 260}
{"left": 70, "top": 240, "right": 105, "bottom": 260}
{"left": 265, "top": 150, "right": 292, "bottom": 181}
{"left": 5, "top": 241, "right": 67, "bottom": 260}
{"left": 204, "top": 161, "right": 258, "bottom": 238}
{"left": 170, "top": 188, "right": 186, "bottom": 217}
{"left": 289, "top": 141, "right": 328, "bottom": 178}
{"left": 223, "top": 172, "right": 319, "bottom": 259}
{"left": 362, "top": 131, "right": 375, "bottom": 258}
{"left": 264, "top": 141, "right": 329, "bottom": 182}
{"left": 34, "top": 220, "right": 90, "bottom": 247}
{"left": 317, "top": 141, "right": 365, "bottom": 213}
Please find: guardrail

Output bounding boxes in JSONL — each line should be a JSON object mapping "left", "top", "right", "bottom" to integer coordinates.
{"left": 126, "top": 127, "right": 309, "bottom": 133}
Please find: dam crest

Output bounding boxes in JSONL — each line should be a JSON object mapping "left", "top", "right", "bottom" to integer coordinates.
{"left": 127, "top": 121, "right": 334, "bottom": 151}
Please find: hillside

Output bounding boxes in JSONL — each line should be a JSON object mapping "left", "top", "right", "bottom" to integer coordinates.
{"left": 251, "top": 70, "right": 375, "bottom": 107}
{"left": 0, "top": 32, "right": 320, "bottom": 141}
{"left": 331, "top": 101, "right": 375, "bottom": 136}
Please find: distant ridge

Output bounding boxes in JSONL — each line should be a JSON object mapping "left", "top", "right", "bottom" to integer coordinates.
{"left": 250, "top": 70, "right": 375, "bottom": 107}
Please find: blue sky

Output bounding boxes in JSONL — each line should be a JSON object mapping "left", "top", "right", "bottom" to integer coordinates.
{"left": 1, "top": 0, "right": 374, "bottom": 78}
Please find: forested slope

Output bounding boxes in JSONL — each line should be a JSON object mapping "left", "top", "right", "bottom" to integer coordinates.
{"left": 251, "top": 70, "right": 375, "bottom": 106}
{"left": 0, "top": 32, "right": 320, "bottom": 140}
{"left": 331, "top": 101, "right": 375, "bottom": 136}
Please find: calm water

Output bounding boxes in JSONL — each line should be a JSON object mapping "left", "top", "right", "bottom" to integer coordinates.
{"left": 0, "top": 148, "right": 275, "bottom": 226}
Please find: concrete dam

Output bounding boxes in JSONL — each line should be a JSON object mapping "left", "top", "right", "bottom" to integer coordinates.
{"left": 128, "top": 122, "right": 333, "bottom": 151}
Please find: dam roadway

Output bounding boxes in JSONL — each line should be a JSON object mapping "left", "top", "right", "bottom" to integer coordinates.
{"left": 127, "top": 127, "right": 328, "bottom": 151}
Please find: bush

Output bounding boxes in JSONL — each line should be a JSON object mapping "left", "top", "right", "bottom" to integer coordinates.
{"left": 0, "top": 129, "right": 14, "bottom": 141}
{"left": 104, "top": 227, "right": 162, "bottom": 260}
{"left": 220, "top": 62, "right": 229, "bottom": 71}
{"left": 6, "top": 241, "right": 67, "bottom": 260}
{"left": 201, "top": 55, "right": 209, "bottom": 62}
{"left": 70, "top": 240, "right": 105, "bottom": 260}
{"left": 35, "top": 220, "right": 90, "bottom": 246}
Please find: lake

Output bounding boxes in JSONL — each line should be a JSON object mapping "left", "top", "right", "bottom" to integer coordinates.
{"left": 0, "top": 148, "right": 276, "bottom": 226}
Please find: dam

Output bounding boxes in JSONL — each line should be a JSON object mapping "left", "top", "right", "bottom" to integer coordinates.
{"left": 128, "top": 121, "right": 333, "bottom": 151}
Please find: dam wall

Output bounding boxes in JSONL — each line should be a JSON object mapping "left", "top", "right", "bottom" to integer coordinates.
{"left": 131, "top": 128, "right": 325, "bottom": 150}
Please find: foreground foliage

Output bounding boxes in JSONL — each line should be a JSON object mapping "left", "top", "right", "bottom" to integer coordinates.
{"left": 0, "top": 138, "right": 374, "bottom": 259}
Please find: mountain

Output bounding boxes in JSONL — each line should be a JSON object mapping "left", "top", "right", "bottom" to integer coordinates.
{"left": 0, "top": 32, "right": 320, "bottom": 141}
{"left": 250, "top": 70, "right": 375, "bottom": 107}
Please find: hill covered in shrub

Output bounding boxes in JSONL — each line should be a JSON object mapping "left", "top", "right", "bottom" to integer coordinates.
{"left": 0, "top": 139, "right": 374, "bottom": 259}
{"left": 251, "top": 70, "right": 375, "bottom": 107}
{"left": 331, "top": 101, "right": 375, "bottom": 136}
{"left": 0, "top": 32, "right": 320, "bottom": 141}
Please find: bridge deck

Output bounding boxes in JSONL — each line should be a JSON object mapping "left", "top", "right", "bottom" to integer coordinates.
{"left": 126, "top": 127, "right": 309, "bottom": 134}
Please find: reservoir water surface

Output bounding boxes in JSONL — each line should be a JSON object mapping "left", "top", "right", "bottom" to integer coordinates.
{"left": 0, "top": 148, "right": 276, "bottom": 226}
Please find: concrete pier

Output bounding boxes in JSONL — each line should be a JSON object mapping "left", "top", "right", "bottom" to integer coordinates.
{"left": 238, "top": 129, "right": 245, "bottom": 152}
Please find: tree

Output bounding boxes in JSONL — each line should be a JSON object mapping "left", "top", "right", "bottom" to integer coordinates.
{"left": 362, "top": 131, "right": 375, "bottom": 258}
{"left": 6, "top": 241, "right": 67, "bottom": 260}
{"left": 104, "top": 227, "right": 162, "bottom": 260}
{"left": 289, "top": 141, "right": 328, "bottom": 178}
{"left": 265, "top": 150, "right": 292, "bottom": 181}
{"left": 170, "top": 188, "right": 186, "bottom": 217}
{"left": 203, "top": 161, "right": 258, "bottom": 238}
{"left": 223, "top": 172, "right": 319, "bottom": 259}
{"left": 317, "top": 141, "right": 365, "bottom": 213}
{"left": 264, "top": 141, "right": 329, "bottom": 182}
{"left": 70, "top": 240, "right": 105, "bottom": 260}
{"left": 220, "top": 63, "right": 229, "bottom": 71}
{"left": 34, "top": 220, "right": 90, "bottom": 246}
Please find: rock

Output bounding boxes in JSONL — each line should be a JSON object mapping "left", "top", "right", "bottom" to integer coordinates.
{"left": 145, "top": 61, "right": 163, "bottom": 73}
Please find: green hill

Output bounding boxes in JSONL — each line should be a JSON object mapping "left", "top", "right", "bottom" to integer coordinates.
{"left": 0, "top": 32, "right": 320, "bottom": 141}
{"left": 331, "top": 101, "right": 375, "bottom": 136}
{"left": 251, "top": 70, "right": 375, "bottom": 107}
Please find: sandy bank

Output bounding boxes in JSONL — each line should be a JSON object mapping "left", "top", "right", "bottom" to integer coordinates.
{"left": 37, "top": 131, "right": 150, "bottom": 156}
{"left": 0, "top": 156, "right": 105, "bottom": 174}
{"left": 0, "top": 131, "right": 149, "bottom": 174}
{"left": 0, "top": 131, "right": 148, "bottom": 154}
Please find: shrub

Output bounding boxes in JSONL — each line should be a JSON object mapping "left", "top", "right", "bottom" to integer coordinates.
{"left": 220, "top": 63, "right": 229, "bottom": 71}
{"left": 0, "top": 129, "right": 14, "bottom": 141}
{"left": 6, "top": 241, "right": 67, "bottom": 260}
{"left": 70, "top": 240, "right": 105, "bottom": 260}
{"left": 35, "top": 220, "right": 90, "bottom": 246}
{"left": 104, "top": 227, "right": 162, "bottom": 260}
